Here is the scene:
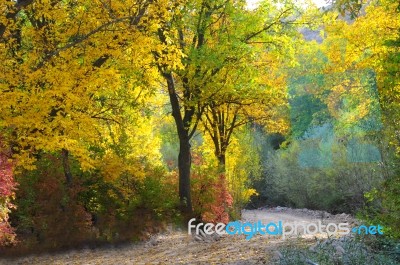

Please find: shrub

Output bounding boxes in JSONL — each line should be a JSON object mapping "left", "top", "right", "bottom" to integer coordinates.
{"left": 0, "top": 140, "right": 17, "bottom": 246}
{"left": 260, "top": 138, "right": 383, "bottom": 213}
{"left": 10, "top": 154, "right": 93, "bottom": 251}
{"left": 276, "top": 236, "right": 399, "bottom": 265}
{"left": 190, "top": 152, "right": 233, "bottom": 224}
{"left": 363, "top": 171, "right": 400, "bottom": 239}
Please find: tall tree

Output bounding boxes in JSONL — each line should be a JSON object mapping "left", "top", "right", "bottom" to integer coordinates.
{"left": 154, "top": 0, "right": 311, "bottom": 213}
{"left": 0, "top": 0, "right": 166, "bottom": 179}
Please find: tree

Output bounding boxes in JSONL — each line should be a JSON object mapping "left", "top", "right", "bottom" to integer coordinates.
{"left": 1, "top": 0, "right": 183, "bottom": 245}
{"left": 197, "top": 1, "right": 306, "bottom": 168}
{"left": 0, "top": 0, "right": 166, "bottom": 180}
{"left": 155, "top": 0, "right": 310, "bottom": 213}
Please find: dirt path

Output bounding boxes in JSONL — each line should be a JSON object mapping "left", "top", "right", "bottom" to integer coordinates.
{"left": 1, "top": 208, "right": 355, "bottom": 265}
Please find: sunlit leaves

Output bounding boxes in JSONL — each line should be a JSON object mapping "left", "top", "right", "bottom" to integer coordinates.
{"left": 0, "top": 0, "right": 167, "bottom": 172}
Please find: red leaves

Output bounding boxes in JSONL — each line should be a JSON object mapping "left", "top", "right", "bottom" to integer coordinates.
{"left": 201, "top": 173, "right": 233, "bottom": 224}
{"left": 191, "top": 152, "right": 233, "bottom": 224}
{"left": 0, "top": 155, "right": 17, "bottom": 198}
{"left": 0, "top": 140, "right": 17, "bottom": 246}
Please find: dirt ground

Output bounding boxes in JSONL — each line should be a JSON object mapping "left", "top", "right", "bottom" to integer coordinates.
{"left": 0, "top": 207, "right": 356, "bottom": 265}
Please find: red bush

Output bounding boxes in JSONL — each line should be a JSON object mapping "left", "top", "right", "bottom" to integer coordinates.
{"left": 190, "top": 153, "right": 233, "bottom": 224}
{"left": 200, "top": 173, "right": 233, "bottom": 224}
{"left": 0, "top": 141, "right": 17, "bottom": 246}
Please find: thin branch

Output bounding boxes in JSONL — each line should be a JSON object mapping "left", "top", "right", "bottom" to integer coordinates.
{"left": 242, "top": 8, "right": 292, "bottom": 42}
{"left": 35, "top": 0, "right": 152, "bottom": 69}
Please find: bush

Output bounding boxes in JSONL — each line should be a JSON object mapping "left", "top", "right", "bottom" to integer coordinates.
{"left": 259, "top": 138, "right": 383, "bottom": 213}
{"left": 74, "top": 162, "right": 179, "bottom": 243}
{"left": 8, "top": 152, "right": 180, "bottom": 253}
{"left": 180, "top": 152, "right": 233, "bottom": 224}
{"left": 276, "top": 236, "right": 399, "bottom": 265}
{"left": 10, "top": 154, "right": 93, "bottom": 251}
{"left": 0, "top": 140, "right": 17, "bottom": 246}
{"left": 362, "top": 171, "right": 400, "bottom": 239}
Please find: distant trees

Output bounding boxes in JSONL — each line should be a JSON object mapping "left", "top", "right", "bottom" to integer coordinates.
{"left": 253, "top": 0, "right": 400, "bottom": 237}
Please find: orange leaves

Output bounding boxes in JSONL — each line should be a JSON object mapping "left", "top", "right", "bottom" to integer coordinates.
{"left": 190, "top": 152, "right": 233, "bottom": 224}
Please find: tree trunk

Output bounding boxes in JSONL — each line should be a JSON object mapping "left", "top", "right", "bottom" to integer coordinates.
{"left": 216, "top": 152, "right": 226, "bottom": 170}
{"left": 61, "top": 148, "right": 73, "bottom": 186}
{"left": 178, "top": 137, "right": 193, "bottom": 214}
{"left": 164, "top": 72, "right": 193, "bottom": 214}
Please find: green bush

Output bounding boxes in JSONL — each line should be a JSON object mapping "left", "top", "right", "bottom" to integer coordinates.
{"left": 276, "top": 236, "right": 399, "bottom": 265}
{"left": 258, "top": 138, "right": 383, "bottom": 213}
{"left": 362, "top": 171, "right": 400, "bottom": 239}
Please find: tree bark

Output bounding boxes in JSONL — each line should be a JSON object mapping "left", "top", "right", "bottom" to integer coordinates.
{"left": 163, "top": 72, "right": 193, "bottom": 214}
{"left": 216, "top": 152, "right": 226, "bottom": 168}
{"left": 178, "top": 138, "right": 192, "bottom": 213}
{"left": 61, "top": 148, "right": 73, "bottom": 186}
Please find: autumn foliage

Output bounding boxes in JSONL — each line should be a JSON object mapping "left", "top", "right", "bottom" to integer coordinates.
{"left": 5, "top": 151, "right": 181, "bottom": 253}
{"left": 200, "top": 173, "right": 233, "bottom": 224}
{"left": 190, "top": 153, "right": 233, "bottom": 224}
{"left": 0, "top": 140, "right": 17, "bottom": 246}
{"left": 0, "top": 0, "right": 399, "bottom": 255}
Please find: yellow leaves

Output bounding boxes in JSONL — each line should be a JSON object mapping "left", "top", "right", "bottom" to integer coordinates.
{"left": 242, "top": 188, "right": 258, "bottom": 203}
{"left": 321, "top": 74, "right": 375, "bottom": 132}
{"left": 326, "top": 83, "right": 348, "bottom": 119}
{"left": 294, "top": 1, "right": 399, "bottom": 141}
{"left": 154, "top": 43, "right": 186, "bottom": 71}
{"left": 225, "top": 127, "right": 262, "bottom": 208}
{"left": 12, "top": 153, "right": 37, "bottom": 173}
{"left": 265, "top": 117, "right": 290, "bottom": 135}
{"left": 321, "top": 1, "right": 400, "bottom": 74}
{"left": 100, "top": 152, "right": 127, "bottom": 182}
{"left": 96, "top": 115, "right": 162, "bottom": 183}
